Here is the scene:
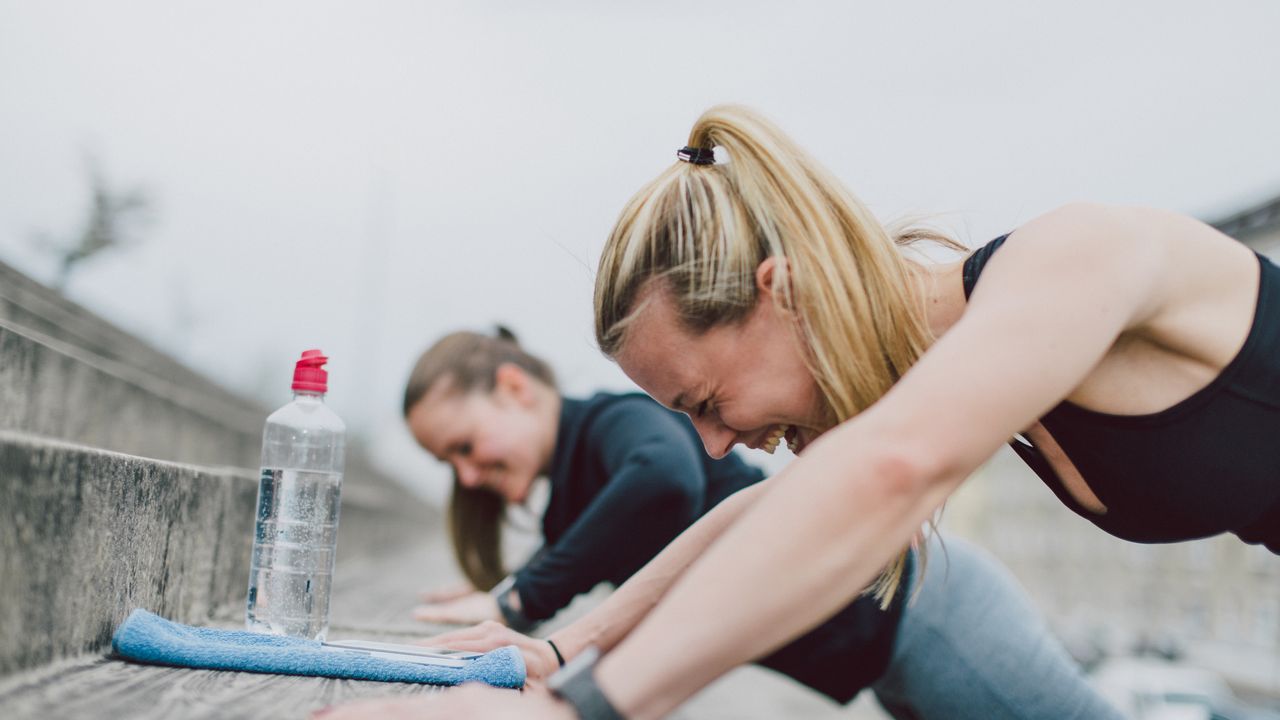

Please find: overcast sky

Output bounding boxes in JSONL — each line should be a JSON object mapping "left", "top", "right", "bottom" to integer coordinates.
{"left": 2, "top": 1, "right": 1279, "bottom": 499}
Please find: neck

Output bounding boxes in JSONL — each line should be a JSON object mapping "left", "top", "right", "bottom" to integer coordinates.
{"left": 910, "top": 259, "right": 968, "bottom": 343}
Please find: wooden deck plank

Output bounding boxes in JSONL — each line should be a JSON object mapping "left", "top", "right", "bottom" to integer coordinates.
{"left": 0, "top": 653, "right": 450, "bottom": 720}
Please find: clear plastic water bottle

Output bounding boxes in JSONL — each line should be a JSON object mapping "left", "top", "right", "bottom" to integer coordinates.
{"left": 245, "top": 349, "right": 345, "bottom": 640}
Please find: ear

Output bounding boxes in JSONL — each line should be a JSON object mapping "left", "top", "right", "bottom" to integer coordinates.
{"left": 494, "top": 362, "right": 534, "bottom": 406}
{"left": 754, "top": 256, "right": 791, "bottom": 309}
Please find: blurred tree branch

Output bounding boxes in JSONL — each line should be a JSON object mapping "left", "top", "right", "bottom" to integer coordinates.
{"left": 31, "top": 155, "right": 153, "bottom": 290}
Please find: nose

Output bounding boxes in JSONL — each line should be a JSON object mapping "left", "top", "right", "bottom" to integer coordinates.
{"left": 690, "top": 417, "right": 736, "bottom": 459}
{"left": 454, "top": 460, "right": 484, "bottom": 488}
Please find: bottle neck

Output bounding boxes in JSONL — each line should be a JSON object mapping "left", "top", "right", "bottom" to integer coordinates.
{"left": 293, "top": 390, "right": 326, "bottom": 402}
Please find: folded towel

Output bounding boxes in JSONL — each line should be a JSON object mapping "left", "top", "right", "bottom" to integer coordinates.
{"left": 111, "top": 609, "right": 525, "bottom": 688}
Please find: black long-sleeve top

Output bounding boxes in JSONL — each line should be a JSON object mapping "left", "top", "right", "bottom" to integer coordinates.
{"left": 511, "top": 392, "right": 907, "bottom": 703}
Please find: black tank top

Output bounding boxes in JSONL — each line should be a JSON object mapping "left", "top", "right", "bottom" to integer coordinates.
{"left": 963, "top": 235, "right": 1280, "bottom": 553}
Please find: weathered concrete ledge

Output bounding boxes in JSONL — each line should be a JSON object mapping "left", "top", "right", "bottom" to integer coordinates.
{"left": 0, "top": 430, "right": 445, "bottom": 676}
{"left": 0, "top": 323, "right": 262, "bottom": 468}
{"left": 0, "top": 258, "right": 250, "bottom": 405}
{"left": 0, "top": 427, "right": 456, "bottom": 719}
{"left": 0, "top": 260, "right": 449, "bottom": 716}
{"left": 0, "top": 431, "right": 258, "bottom": 675}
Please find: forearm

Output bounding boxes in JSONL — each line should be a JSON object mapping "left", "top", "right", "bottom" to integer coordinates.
{"left": 547, "top": 481, "right": 768, "bottom": 660}
{"left": 594, "top": 430, "right": 958, "bottom": 719}
{"left": 517, "top": 467, "right": 703, "bottom": 622}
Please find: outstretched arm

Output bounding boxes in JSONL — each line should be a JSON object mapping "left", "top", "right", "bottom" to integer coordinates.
{"left": 547, "top": 478, "right": 768, "bottom": 658}
{"left": 594, "top": 203, "right": 1176, "bottom": 718}
{"left": 420, "top": 479, "right": 769, "bottom": 680}
{"left": 509, "top": 403, "right": 714, "bottom": 623}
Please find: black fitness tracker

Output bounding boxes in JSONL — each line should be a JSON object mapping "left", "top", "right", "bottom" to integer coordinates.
{"left": 489, "top": 575, "right": 537, "bottom": 633}
{"left": 547, "top": 646, "right": 626, "bottom": 720}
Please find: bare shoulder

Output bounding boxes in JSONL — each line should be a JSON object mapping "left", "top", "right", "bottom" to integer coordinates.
{"left": 983, "top": 202, "right": 1256, "bottom": 331}
{"left": 1017, "top": 201, "right": 1246, "bottom": 257}
{"left": 875, "top": 202, "right": 1262, "bottom": 475}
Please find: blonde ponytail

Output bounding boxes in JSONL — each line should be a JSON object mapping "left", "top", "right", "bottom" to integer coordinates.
{"left": 595, "top": 105, "right": 957, "bottom": 605}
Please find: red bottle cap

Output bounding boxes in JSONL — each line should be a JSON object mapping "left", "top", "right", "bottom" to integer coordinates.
{"left": 291, "top": 349, "right": 329, "bottom": 393}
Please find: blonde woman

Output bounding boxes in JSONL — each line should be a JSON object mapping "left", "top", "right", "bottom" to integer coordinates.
{"left": 319, "top": 106, "right": 1277, "bottom": 718}
{"left": 391, "top": 328, "right": 1120, "bottom": 719}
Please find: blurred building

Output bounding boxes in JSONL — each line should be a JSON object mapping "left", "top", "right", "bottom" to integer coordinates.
{"left": 946, "top": 193, "right": 1280, "bottom": 698}
{"left": 1215, "top": 194, "right": 1280, "bottom": 255}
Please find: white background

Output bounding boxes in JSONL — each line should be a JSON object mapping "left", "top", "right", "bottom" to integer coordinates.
{"left": 3, "top": 0, "right": 1278, "bottom": 499}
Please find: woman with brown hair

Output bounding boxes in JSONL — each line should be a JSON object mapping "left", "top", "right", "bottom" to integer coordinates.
{"left": 402, "top": 327, "right": 771, "bottom": 634}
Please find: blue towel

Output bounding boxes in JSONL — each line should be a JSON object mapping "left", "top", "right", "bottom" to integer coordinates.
{"left": 111, "top": 609, "right": 525, "bottom": 688}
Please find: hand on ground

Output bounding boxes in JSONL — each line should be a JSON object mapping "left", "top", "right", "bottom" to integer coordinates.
{"left": 417, "top": 621, "right": 561, "bottom": 683}
{"left": 411, "top": 591, "right": 501, "bottom": 625}
{"left": 313, "top": 683, "right": 575, "bottom": 720}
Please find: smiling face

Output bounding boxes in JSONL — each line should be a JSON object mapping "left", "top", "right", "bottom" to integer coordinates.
{"left": 405, "top": 367, "right": 556, "bottom": 504}
{"left": 614, "top": 273, "right": 831, "bottom": 459}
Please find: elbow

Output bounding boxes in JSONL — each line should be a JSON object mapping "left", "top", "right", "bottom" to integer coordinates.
{"left": 807, "top": 409, "right": 973, "bottom": 518}
{"left": 863, "top": 441, "right": 953, "bottom": 508}
{"left": 638, "top": 466, "right": 703, "bottom": 526}
{"left": 656, "top": 481, "right": 702, "bottom": 526}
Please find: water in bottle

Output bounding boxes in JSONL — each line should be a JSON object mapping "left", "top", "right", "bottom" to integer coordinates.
{"left": 245, "top": 349, "right": 345, "bottom": 640}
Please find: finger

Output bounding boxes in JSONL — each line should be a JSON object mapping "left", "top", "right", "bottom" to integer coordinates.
{"left": 418, "top": 629, "right": 517, "bottom": 654}
{"left": 416, "top": 625, "right": 484, "bottom": 646}
{"left": 417, "top": 635, "right": 500, "bottom": 653}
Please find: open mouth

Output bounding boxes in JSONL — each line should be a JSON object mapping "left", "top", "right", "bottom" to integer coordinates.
{"left": 757, "top": 425, "right": 805, "bottom": 455}
{"left": 785, "top": 426, "right": 805, "bottom": 454}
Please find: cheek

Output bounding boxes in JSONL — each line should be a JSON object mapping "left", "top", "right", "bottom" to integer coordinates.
{"left": 475, "top": 427, "right": 534, "bottom": 471}
{"left": 724, "top": 386, "right": 806, "bottom": 429}
{"left": 472, "top": 432, "right": 512, "bottom": 465}
{"left": 713, "top": 404, "right": 751, "bottom": 431}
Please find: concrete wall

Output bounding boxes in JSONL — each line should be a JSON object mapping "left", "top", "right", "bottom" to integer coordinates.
{"left": 0, "top": 323, "right": 261, "bottom": 468}
{"left": 0, "top": 260, "right": 441, "bottom": 677}
{"left": 0, "top": 259, "right": 251, "bottom": 405}
{"left": 0, "top": 432, "right": 257, "bottom": 675}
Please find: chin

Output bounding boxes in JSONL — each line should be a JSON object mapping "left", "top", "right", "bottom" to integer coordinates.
{"left": 505, "top": 480, "right": 534, "bottom": 505}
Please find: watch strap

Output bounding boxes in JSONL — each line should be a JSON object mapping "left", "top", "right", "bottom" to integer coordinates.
{"left": 490, "top": 575, "right": 537, "bottom": 633}
{"left": 548, "top": 646, "right": 626, "bottom": 720}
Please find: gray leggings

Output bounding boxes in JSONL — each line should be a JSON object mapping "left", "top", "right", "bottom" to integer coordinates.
{"left": 869, "top": 534, "right": 1123, "bottom": 720}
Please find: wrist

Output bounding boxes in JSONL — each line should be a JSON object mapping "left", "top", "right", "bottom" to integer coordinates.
{"left": 490, "top": 575, "right": 537, "bottom": 633}
{"left": 547, "top": 646, "right": 626, "bottom": 720}
{"left": 546, "top": 638, "right": 567, "bottom": 667}
{"left": 553, "top": 613, "right": 608, "bottom": 663}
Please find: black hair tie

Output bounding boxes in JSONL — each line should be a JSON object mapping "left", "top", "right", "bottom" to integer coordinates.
{"left": 676, "top": 146, "right": 715, "bottom": 165}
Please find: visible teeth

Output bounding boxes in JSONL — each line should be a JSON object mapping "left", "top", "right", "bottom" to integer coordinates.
{"left": 760, "top": 425, "right": 788, "bottom": 454}
{"left": 786, "top": 430, "right": 800, "bottom": 454}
